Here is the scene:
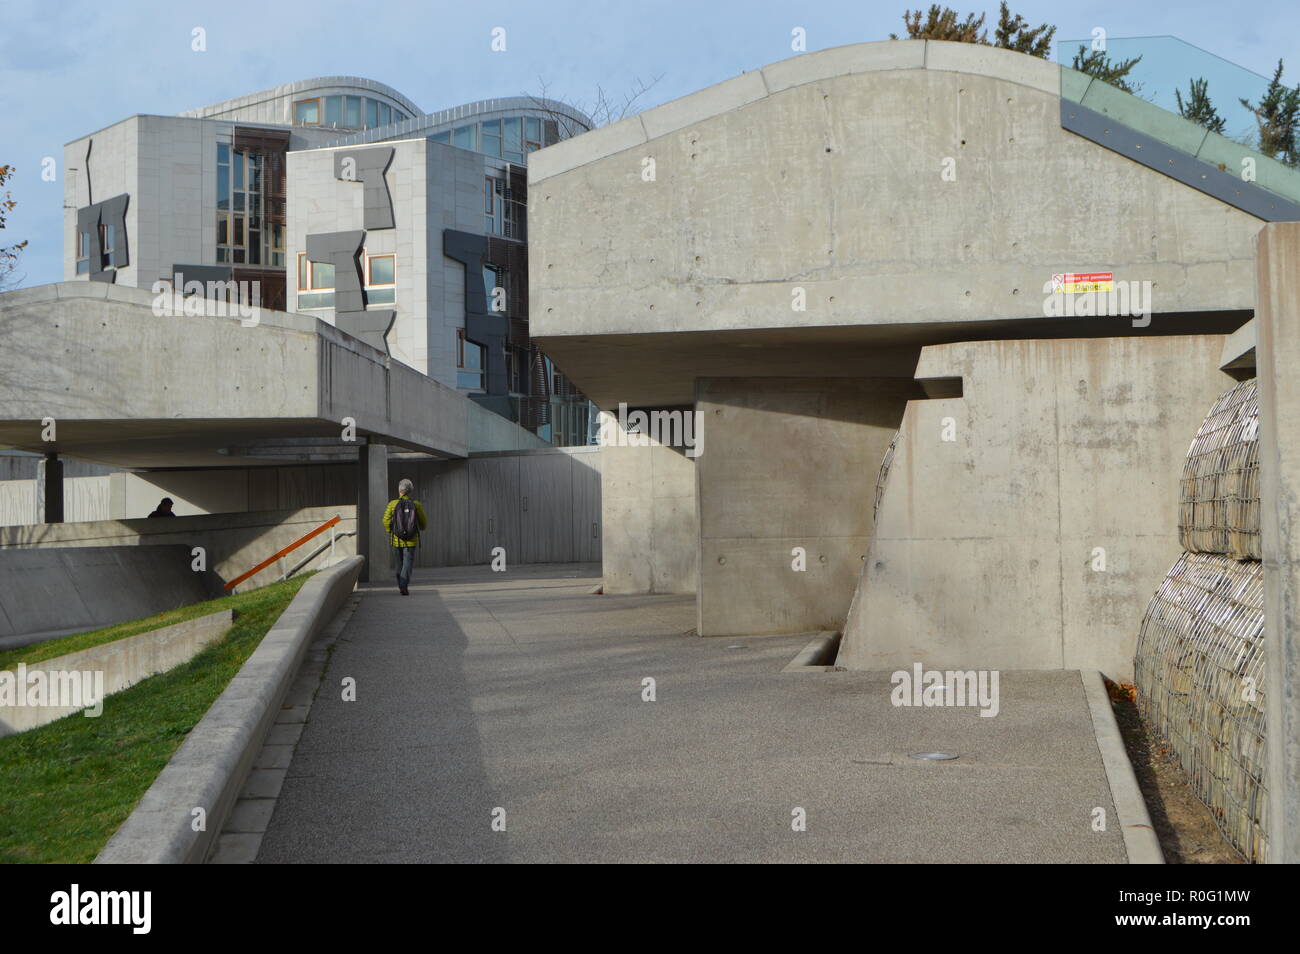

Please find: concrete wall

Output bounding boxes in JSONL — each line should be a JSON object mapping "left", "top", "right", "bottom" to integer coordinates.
{"left": 837, "top": 335, "right": 1234, "bottom": 680}
{"left": 0, "top": 545, "right": 218, "bottom": 645}
{"left": 285, "top": 137, "right": 511, "bottom": 385}
{"left": 0, "top": 609, "right": 235, "bottom": 735}
{"left": 600, "top": 424, "right": 697, "bottom": 595}
{"left": 696, "top": 378, "right": 913, "bottom": 634}
{"left": 0, "top": 506, "right": 356, "bottom": 596}
{"left": 530, "top": 41, "right": 1264, "bottom": 347}
{"left": 1255, "top": 222, "right": 1300, "bottom": 863}
{"left": 388, "top": 446, "right": 601, "bottom": 567}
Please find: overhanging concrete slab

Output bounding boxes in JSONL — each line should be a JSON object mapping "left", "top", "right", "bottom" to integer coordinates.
{"left": 0, "top": 283, "right": 471, "bottom": 468}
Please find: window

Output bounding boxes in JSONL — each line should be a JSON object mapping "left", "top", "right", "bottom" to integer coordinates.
{"left": 366, "top": 253, "right": 395, "bottom": 305}
{"left": 454, "top": 125, "right": 476, "bottom": 150}
{"left": 481, "top": 120, "right": 502, "bottom": 157}
{"left": 366, "top": 99, "right": 379, "bottom": 128}
{"left": 484, "top": 176, "right": 503, "bottom": 234}
{"left": 76, "top": 231, "right": 90, "bottom": 274}
{"left": 503, "top": 117, "right": 523, "bottom": 164}
{"left": 294, "top": 98, "right": 320, "bottom": 124}
{"left": 430, "top": 130, "right": 450, "bottom": 144}
{"left": 506, "top": 346, "right": 525, "bottom": 394}
{"left": 296, "top": 252, "right": 336, "bottom": 309}
{"left": 346, "top": 96, "right": 362, "bottom": 127}
{"left": 218, "top": 146, "right": 268, "bottom": 266}
{"left": 457, "top": 329, "right": 484, "bottom": 390}
{"left": 525, "top": 118, "right": 542, "bottom": 152}
{"left": 379, "top": 103, "right": 391, "bottom": 126}
{"left": 98, "top": 224, "right": 115, "bottom": 268}
{"left": 325, "top": 95, "right": 342, "bottom": 126}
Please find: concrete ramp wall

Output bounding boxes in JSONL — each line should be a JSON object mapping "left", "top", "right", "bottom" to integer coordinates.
{"left": 0, "top": 506, "right": 357, "bottom": 597}
{"left": 837, "top": 335, "right": 1233, "bottom": 680}
{"left": 0, "top": 545, "right": 218, "bottom": 645}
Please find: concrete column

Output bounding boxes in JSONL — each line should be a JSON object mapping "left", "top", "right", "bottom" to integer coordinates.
{"left": 356, "top": 442, "right": 390, "bottom": 583}
{"left": 694, "top": 377, "right": 912, "bottom": 637}
{"left": 1255, "top": 221, "right": 1300, "bottom": 864}
{"left": 41, "top": 452, "right": 64, "bottom": 524}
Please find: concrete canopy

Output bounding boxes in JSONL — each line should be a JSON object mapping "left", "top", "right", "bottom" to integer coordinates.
{"left": 0, "top": 283, "right": 470, "bottom": 468}
{"left": 529, "top": 39, "right": 1261, "bottom": 409}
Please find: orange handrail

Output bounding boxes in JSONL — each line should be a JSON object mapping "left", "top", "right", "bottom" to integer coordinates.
{"left": 223, "top": 515, "right": 342, "bottom": 591}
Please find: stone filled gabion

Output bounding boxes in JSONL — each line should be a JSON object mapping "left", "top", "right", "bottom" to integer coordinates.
{"left": 1179, "top": 379, "right": 1260, "bottom": 560}
{"left": 1136, "top": 373, "right": 1266, "bottom": 863}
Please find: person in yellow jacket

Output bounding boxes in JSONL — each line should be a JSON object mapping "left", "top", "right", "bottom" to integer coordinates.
{"left": 382, "top": 478, "right": 427, "bottom": 595}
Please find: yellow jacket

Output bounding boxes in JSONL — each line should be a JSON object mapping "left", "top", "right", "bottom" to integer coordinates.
{"left": 382, "top": 495, "right": 427, "bottom": 548}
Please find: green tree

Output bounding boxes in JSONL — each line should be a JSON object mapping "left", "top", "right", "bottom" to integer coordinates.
{"left": 1071, "top": 45, "right": 1143, "bottom": 95}
{"left": 892, "top": 4, "right": 1054, "bottom": 58}
{"left": 992, "top": 2, "right": 1054, "bottom": 58}
{"left": 891, "top": 6, "right": 988, "bottom": 44}
{"left": 0, "top": 164, "right": 28, "bottom": 291}
{"left": 1175, "top": 78, "right": 1226, "bottom": 134}
{"left": 1240, "top": 60, "right": 1300, "bottom": 166}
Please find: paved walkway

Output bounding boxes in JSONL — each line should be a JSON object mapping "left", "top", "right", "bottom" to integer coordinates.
{"left": 255, "top": 564, "right": 1126, "bottom": 863}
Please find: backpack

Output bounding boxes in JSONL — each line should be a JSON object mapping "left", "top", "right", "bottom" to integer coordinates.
{"left": 391, "top": 498, "right": 419, "bottom": 541}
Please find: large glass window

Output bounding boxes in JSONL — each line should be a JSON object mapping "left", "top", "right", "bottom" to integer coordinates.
{"left": 366, "top": 99, "right": 379, "bottom": 128}
{"left": 525, "top": 118, "right": 542, "bottom": 152}
{"left": 346, "top": 96, "right": 362, "bottom": 127}
{"left": 481, "top": 120, "right": 502, "bottom": 157}
{"left": 325, "top": 95, "right": 342, "bottom": 126}
{"left": 454, "top": 125, "right": 476, "bottom": 150}
{"left": 294, "top": 98, "right": 320, "bottom": 124}
{"left": 218, "top": 145, "right": 269, "bottom": 266}
{"left": 379, "top": 103, "right": 391, "bottom": 126}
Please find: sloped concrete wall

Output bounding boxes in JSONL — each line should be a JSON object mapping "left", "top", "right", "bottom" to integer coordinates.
{"left": 0, "top": 506, "right": 356, "bottom": 598}
{"left": 838, "top": 335, "right": 1233, "bottom": 680}
{"left": 0, "top": 545, "right": 216, "bottom": 644}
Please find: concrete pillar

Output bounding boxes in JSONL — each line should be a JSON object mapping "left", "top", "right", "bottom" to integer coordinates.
{"left": 599, "top": 410, "right": 698, "bottom": 595}
{"left": 41, "top": 452, "right": 64, "bottom": 524}
{"left": 1255, "top": 221, "right": 1300, "bottom": 864}
{"left": 694, "top": 377, "right": 912, "bottom": 637}
{"left": 356, "top": 442, "right": 389, "bottom": 583}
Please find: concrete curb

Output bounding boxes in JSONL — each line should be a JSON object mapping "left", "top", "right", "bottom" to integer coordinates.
{"left": 94, "top": 556, "right": 364, "bottom": 864}
{"left": 781, "top": 631, "right": 841, "bottom": 672}
{"left": 1080, "top": 670, "right": 1164, "bottom": 864}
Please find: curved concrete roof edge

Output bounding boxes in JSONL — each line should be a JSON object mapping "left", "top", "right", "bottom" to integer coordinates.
{"left": 528, "top": 39, "right": 1060, "bottom": 184}
{"left": 181, "top": 76, "right": 425, "bottom": 119}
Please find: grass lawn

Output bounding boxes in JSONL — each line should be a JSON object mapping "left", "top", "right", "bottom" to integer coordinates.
{"left": 0, "top": 574, "right": 313, "bottom": 864}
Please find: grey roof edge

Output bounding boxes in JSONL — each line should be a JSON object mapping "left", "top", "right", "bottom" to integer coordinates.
{"left": 528, "top": 39, "right": 1060, "bottom": 184}
{"left": 179, "top": 76, "right": 424, "bottom": 120}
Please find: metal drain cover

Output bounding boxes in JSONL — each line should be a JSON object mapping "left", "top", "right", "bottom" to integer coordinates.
{"left": 910, "top": 752, "right": 959, "bottom": 761}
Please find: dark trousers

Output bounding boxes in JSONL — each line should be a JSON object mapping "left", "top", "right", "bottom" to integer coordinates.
{"left": 394, "top": 546, "right": 415, "bottom": 589}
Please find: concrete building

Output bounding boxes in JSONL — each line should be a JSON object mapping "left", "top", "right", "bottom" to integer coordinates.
{"left": 63, "top": 77, "right": 597, "bottom": 444}
{"left": 527, "top": 38, "right": 1297, "bottom": 675}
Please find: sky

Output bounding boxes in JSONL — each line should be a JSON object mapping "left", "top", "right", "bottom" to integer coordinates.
{"left": 2, "top": 0, "right": 1298, "bottom": 288}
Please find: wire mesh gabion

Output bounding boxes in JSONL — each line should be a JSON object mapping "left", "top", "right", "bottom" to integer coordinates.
{"left": 1178, "top": 378, "right": 1260, "bottom": 560}
{"left": 874, "top": 430, "right": 899, "bottom": 525}
{"left": 1134, "top": 551, "right": 1266, "bottom": 863}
